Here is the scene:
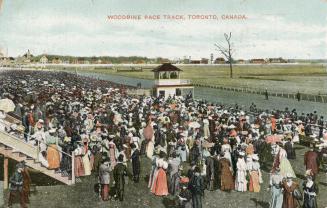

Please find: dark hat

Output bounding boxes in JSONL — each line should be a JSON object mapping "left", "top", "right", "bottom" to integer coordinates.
{"left": 118, "top": 154, "right": 124, "bottom": 162}
{"left": 16, "top": 162, "right": 24, "bottom": 169}
{"left": 102, "top": 157, "right": 110, "bottom": 163}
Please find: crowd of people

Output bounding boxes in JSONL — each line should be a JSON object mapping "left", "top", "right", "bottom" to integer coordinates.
{"left": 0, "top": 70, "right": 327, "bottom": 208}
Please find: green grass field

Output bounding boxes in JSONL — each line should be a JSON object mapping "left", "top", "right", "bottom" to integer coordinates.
{"left": 61, "top": 64, "right": 327, "bottom": 95}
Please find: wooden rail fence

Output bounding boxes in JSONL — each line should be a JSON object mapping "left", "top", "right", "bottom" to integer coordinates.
{"left": 192, "top": 82, "right": 327, "bottom": 103}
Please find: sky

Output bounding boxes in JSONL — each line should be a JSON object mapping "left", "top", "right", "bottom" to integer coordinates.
{"left": 0, "top": 0, "right": 326, "bottom": 59}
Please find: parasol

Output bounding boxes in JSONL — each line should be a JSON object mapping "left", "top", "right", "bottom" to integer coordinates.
{"left": 241, "top": 131, "right": 249, "bottom": 136}
{"left": 71, "top": 101, "right": 81, "bottom": 106}
{"left": 202, "top": 141, "right": 215, "bottom": 148}
{"left": 131, "top": 98, "right": 139, "bottom": 103}
{"left": 265, "top": 134, "right": 283, "bottom": 144}
{"left": 0, "top": 98, "right": 15, "bottom": 112}
{"left": 189, "top": 121, "right": 200, "bottom": 129}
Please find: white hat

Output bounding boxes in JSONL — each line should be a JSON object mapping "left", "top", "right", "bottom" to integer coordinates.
{"left": 252, "top": 154, "right": 259, "bottom": 161}
{"left": 128, "top": 127, "right": 136, "bottom": 132}
{"left": 10, "top": 124, "right": 17, "bottom": 130}
{"left": 49, "top": 128, "right": 56, "bottom": 133}
{"left": 132, "top": 137, "right": 139, "bottom": 142}
{"left": 0, "top": 112, "right": 5, "bottom": 119}
{"left": 228, "top": 124, "right": 236, "bottom": 129}
{"left": 310, "top": 134, "right": 317, "bottom": 138}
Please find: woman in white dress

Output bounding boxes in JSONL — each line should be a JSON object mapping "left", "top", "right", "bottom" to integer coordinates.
{"left": 82, "top": 136, "right": 91, "bottom": 176}
{"left": 221, "top": 138, "right": 232, "bottom": 165}
{"left": 235, "top": 152, "right": 247, "bottom": 192}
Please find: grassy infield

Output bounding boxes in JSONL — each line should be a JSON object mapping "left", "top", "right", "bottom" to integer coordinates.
{"left": 69, "top": 64, "right": 327, "bottom": 95}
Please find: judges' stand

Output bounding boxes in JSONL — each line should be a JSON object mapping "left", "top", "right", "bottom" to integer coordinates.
{"left": 0, "top": 114, "right": 75, "bottom": 189}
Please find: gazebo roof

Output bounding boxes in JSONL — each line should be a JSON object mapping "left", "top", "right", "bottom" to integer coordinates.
{"left": 152, "top": 63, "right": 182, "bottom": 72}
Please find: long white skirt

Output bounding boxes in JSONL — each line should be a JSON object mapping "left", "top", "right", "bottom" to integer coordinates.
{"left": 82, "top": 154, "right": 91, "bottom": 176}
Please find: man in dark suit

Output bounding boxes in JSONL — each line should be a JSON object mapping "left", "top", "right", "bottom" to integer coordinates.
{"left": 189, "top": 167, "right": 205, "bottom": 208}
{"left": 113, "top": 154, "right": 130, "bottom": 201}
{"left": 131, "top": 143, "right": 140, "bottom": 183}
{"left": 8, "top": 163, "right": 26, "bottom": 208}
{"left": 284, "top": 137, "right": 296, "bottom": 159}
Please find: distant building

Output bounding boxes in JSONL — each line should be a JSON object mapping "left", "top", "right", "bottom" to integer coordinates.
{"left": 214, "top": 57, "right": 225, "bottom": 64}
{"left": 102, "top": 60, "right": 112, "bottom": 64}
{"left": 159, "top": 59, "right": 170, "bottom": 64}
{"left": 52, "top": 58, "right": 62, "bottom": 64}
{"left": 73, "top": 59, "right": 87, "bottom": 64}
{"left": 190, "top": 60, "right": 201, "bottom": 64}
{"left": 237, "top": 59, "right": 246, "bottom": 64}
{"left": 22, "top": 49, "right": 32, "bottom": 63}
{"left": 268, "top": 57, "right": 287, "bottom": 63}
{"left": 210, "top": 53, "right": 214, "bottom": 64}
{"left": 25, "top": 49, "right": 31, "bottom": 59}
{"left": 201, "top": 58, "right": 209, "bottom": 64}
{"left": 0, "top": 55, "right": 8, "bottom": 65}
{"left": 135, "top": 60, "right": 145, "bottom": 64}
{"left": 40, "top": 55, "right": 48, "bottom": 64}
{"left": 250, "top": 59, "right": 266, "bottom": 64}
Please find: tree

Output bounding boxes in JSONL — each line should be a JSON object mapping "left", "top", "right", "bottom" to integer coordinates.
{"left": 214, "top": 32, "right": 234, "bottom": 78}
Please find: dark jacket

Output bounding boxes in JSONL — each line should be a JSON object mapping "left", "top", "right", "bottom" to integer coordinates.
{"left": 131, "top": 149, "right": 141, "bottom": 174}
{"left": 113, "top": 163, "right": 128, "bottom": 191}
{"left": 9, "top": 171, "right": 24, "bottom": 191}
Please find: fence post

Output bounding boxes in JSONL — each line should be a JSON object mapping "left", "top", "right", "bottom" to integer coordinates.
{"left": 0, "top": 180, "right": 3, "bottom": 207}
{"left": 36, "top": 141, "right": 40, "bottom": 162}
{"left": 3, "top": 157, "right": 8, "bottom": 189}
{"left": 71, "top": 151, "right": 75, "bottom": 185}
